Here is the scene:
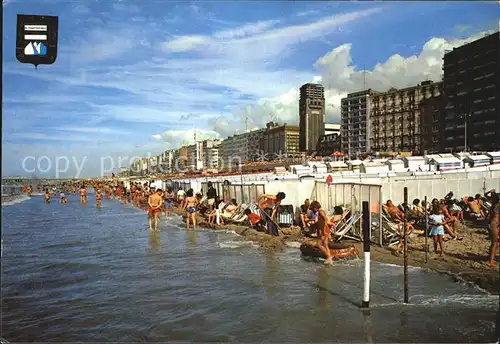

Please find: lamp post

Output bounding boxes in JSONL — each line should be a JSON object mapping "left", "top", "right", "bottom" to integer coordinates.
{"left": 460, "top": 113, "right": 472, "bottom": 152}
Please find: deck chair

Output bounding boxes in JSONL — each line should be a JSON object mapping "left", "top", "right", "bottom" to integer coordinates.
{"left": 222, "top": 204, "right": 247, "bottom": 222}
{"left": 333, "top": 212, "right": 362, "bottom": 241}
{"left": 215, "top": 201, "right": 227, "bottom": 225}
{"left": 221, "top": 204, "right": 243, "bottom": 220}
{"left": 382, "top": 214, "right": 401, "bottom": 247}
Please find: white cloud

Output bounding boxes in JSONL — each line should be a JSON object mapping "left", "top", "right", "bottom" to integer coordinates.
{"left": 214, "top": 20, "right": 280, "bottom": 39}
{"left": 232, "top": 29, "right": 496, "bottom": 127}
{"left": 162, "top": 8, "right": 381, "bottom": 64}
{"left": 151, "top": 128, "right": 220, "bottom": 148}
{"left": 162, "top": 35, "right": 210, "bottom": 53}
{"left": 4, "top": 2, "right": 494, "bottom": 177}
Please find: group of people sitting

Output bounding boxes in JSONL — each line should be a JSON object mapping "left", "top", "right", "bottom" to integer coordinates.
{"left": 383, "top": 189, "right": 499, "bottom": 266}
{"left": 173, "top": 182, "right": 288, "bottom": 236}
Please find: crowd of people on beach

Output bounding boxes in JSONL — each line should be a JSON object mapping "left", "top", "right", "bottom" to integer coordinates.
{"left": 25, "top": 179, "right": 499, "bottom": 267}
{"left": 382, "top": 190, "right": 499, "bottom": 267}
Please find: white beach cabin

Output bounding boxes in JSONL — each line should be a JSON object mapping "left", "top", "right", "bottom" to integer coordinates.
{"left": 289, "top": 164, "right": 313, "bottom": 176}
{"left": 462, "top": 154, "right": 491, "bottom": 168}
{"left": 486, "top": 151, "right": 500, "bottom": 164}
{"left": 429, "top": 156, "right": 463, "bottom": 171}
{"left": 327, "top": 161, "right": 349, "bottom": 172}
{"left": 360, "top": 161, "right": 389, "bottom": 174}
{"left": 307, "top": 162, "right": 328, "bottom": 174}
{"left": 403, "top": 156, "right": 427, "bottom": 171}
{"left": 347, "top": 159, "right": 363, "bottom": 171}
{"left": 386, "top": 159, "right": 406, "bottom": 172}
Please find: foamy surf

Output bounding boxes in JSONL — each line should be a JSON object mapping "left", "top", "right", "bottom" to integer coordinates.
{"left": 1, "top": 194, "right": 31, "bottom": 206}
{"left": 218, "top": 240, "right": 258, "bottom": 249}
{"left": 285, "top": 241, "right": 302, "bottom": 248}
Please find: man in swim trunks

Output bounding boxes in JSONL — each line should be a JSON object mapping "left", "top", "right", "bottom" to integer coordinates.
{"left": 148, "top": 188, "right": 163, "bottom": 232}
{"left": 79, "top": 185, "right": 87, "bottom": 204}
{"left": 164, "top": 187, "right": 175, "bottom": 217}
{"left": 309, "top": 201, "right": 333, "bottom": 265}
{"left": 95, "top": 189, "right": 103, "bottom": 208}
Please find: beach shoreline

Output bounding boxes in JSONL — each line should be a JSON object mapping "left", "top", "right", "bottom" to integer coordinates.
{"left": 172, "top": 208, "right": 499, "bottom": 294}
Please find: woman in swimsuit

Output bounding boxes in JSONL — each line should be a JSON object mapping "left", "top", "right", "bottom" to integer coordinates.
{"left": 183, "top": 189, "right": 199, "bottom": 230}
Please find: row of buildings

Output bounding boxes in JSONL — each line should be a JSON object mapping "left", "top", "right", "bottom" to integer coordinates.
{"left": 126, "top": 31, "right": 498, "bottom": 175}
{"left": 126, "top": 122, "right": 341, "bottom": 175}
{"left": 341, "top": 31, "right": 499, "bottom": 158}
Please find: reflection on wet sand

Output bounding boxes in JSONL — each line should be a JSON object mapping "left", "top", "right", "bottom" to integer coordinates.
{"left": 148, "top": 231, "right": 161, "bottom": 253}
{"left": 399, "top": 310, "right": 409, "bottom": 342}
{"left": 362, "top": 310, "right": 373, "bottom": 343}
{"left": 316, "top": 267, "right": 331, "bottom": 309}
{"left": 263, "top": 252, "right": 278, "bottom": 298}
{"left": 187, "top": 230, "right": 197, "bottom": 245}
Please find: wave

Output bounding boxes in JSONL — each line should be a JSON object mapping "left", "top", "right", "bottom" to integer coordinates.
{"left": 218, "top": 240, "right": 259, "bottom": 249}
{"left": 1, "top": 194, "right": 31, "bottom": 206}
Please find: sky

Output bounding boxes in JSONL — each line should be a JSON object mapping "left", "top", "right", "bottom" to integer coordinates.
{"left": 2, "top": 0, "right": 499, "bottom": 178}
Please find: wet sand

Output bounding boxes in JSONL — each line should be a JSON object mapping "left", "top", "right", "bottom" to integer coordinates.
{"left": 179, "top": 209, "right": 499, "bottom": 294}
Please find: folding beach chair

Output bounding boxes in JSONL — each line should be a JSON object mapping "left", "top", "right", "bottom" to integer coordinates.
{"left": 333, "top": 212, "right": 362, "bottom": 241}
{"left": 222, "top": 203, "right": 246, "bottom": 222}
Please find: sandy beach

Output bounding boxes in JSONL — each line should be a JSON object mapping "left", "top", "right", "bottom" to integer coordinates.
{"left": 178, "top": 209, "right": 499, "bottom": 294}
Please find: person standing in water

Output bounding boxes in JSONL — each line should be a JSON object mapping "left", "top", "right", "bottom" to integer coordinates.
{"left": 79, "top": 185, "right": 87, "bottom": 204}
{"left": 309, "top": 201, "right": 333, "bottom": 265}
{"left": 148, "top": 189, "right": 163, "bottom": 232}
{"left": 59, "top": 191, "right": 67, "bottom": 203}
{"left": 183, "top": 189, "right": 198, "bottom": 231}
{"left": 95, "top": 189, "right": 103, "bottom": 208}
{"left": 44, "top": 189, "right": 51, "bottom": 203}
{"left": 164, "top": 187, "right": 175, "bottom": 217}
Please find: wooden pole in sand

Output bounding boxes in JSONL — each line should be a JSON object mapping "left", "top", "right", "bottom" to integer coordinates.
{"left": 362, "top": 201, "right": 371, "bottom": 308}
{"left": 403, "top": 187, "right": 409, "bottom": 304}
{"left": 424, "top": 196, "right": 428, "bottom": 264}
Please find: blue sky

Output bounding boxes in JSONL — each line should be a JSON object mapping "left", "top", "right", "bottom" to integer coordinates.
{"left": 2, "top": 0, "right": 498, "bottom": 177}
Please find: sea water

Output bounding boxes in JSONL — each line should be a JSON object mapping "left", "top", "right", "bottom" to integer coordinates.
{"left": 1, "top": 194, "right": 498, "bottom": 342}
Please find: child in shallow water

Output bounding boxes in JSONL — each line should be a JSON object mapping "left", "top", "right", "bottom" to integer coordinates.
{"left": 429, "top": 205, "right": 446, "bottom": 256}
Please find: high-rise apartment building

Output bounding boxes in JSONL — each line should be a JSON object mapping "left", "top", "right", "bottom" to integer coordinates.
{"left": 260, "top": 121, "right": 301, "bottom": 160}
{"left": 202, "top": 139, "right": 220, "bottom": 170}
{"left": 441, "top": 32, "right": 500, "bottom": 152}
{"left": 299, "top": 83, "right": 325, "bottom": 154}
{"left": 219, "top": 129, "right": 265, "bottom": 168}
{"left": 420, "top": 95, "right": 443, "bottom": 154}
{"left": 370, "top": 81, "right": 442, "bottom": 153}
{"left": 341, "top": 89, "right": 377, "bottom": 158}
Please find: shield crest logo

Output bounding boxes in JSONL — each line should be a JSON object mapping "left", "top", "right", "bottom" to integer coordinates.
{"left": 16, "top": 14, "right": 58, "bottom": 68}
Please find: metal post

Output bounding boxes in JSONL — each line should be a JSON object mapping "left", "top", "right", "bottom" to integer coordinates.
{"left": 496, "top": 261, "right": 500, "bottom": 343}
{"left": 379, "top": 187, "right": 383, "bottom": 247}
{"left": 424, "top": 196, "right": 428, "bottom": 264}
{"left": 464, "top": 116, "right": 467, "bottom": 152}
{"left": 403, "top": 187, "right": 409, "bottom": 304}
{"left": 362, "top": 201, "right": 371, "bottom": 308}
